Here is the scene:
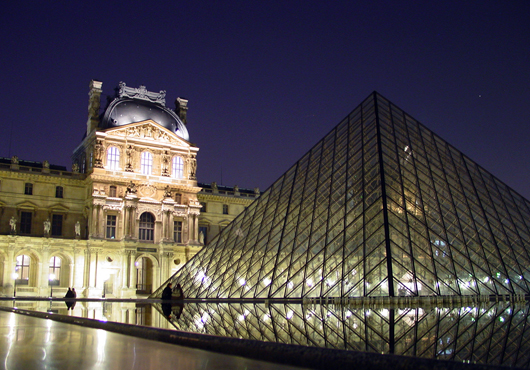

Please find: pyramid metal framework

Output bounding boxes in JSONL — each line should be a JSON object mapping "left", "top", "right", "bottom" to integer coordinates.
{"left": 154, "top": 92, "right": 530, "bottom": 299}
{"left": 152, "top": 301, "right": 530, "bottom": 368}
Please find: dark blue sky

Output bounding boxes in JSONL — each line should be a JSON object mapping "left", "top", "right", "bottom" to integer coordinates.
{"left": 1, "top": 1, "right": 529, "bottom": 198}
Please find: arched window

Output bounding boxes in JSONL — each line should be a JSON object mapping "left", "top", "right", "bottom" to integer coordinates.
{"left": 15, "top": 255, "right": 31, "bottom": 285}
{"left": 141, "top": 152, "right": 153, "bottom": 175}
{"left": 49, "top": 256, "right": 61, "bottom": 286}
{"left": 172, "top": 156, "right": 184, "bottom": 179}
{"left": 139, "top": 212, "right": 155, "bottom": 241}
{"left": 107, "top": 146, "right": 120, "bottom": 170}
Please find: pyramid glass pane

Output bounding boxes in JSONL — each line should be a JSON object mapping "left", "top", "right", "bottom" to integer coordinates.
{"left": 154, "top": 92, "right": 530, "bottom": 299}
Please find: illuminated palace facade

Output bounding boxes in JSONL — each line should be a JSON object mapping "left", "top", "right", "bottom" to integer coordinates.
{"left": 0, "top": 81, "right": 257, "bottom": 298}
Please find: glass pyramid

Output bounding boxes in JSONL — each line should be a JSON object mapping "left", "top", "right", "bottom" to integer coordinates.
{"left": 155, "top": 92, "right": 530, "bottom": 299}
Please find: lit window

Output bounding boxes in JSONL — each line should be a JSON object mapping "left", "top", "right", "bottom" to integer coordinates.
{"left": 49, "top": 256, "right": 61, "bottom": 286}
{"left": 107, "top": 146, "right": 120, "bottom": 170}
{"left": 172, "top": 156, "right": 184, "bottom": 179}
{"left": 51, "top": 214, "right": 63, "bottom": 237}
{"left": 20, "top": 212, "right": 32, "bottom": 234}
{"left": 199, "top": 226, "right": 208, "bottom": 245}
{"left": 15, "top": 255, "right": 31, "bottom": 284}
{"left": 109, "top": 186, "right": 117, "bottom": 197}
{"left": 106, "top": 215, "right": 117, "bottom": 239}
{"left": 55, "top": 186, "right": 63, "bottom": 198}
{"left": 139, "top": 212, "right": 155, "bottom": 241}
{"left": 223, "top": 204, "right": 229, "bottom": 215}
{"left": 141, "top": 152, "right": 153, "bottom": 175}
{"left": 24, "top": 183, "right": 33, "bottom": 195}
{"left": 174, "top": 221, "right": 182, "bottom": 243}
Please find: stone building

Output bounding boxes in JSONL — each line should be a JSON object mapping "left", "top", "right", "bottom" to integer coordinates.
{"left": 0, "top": 81, "right": 257, "bottom": 298}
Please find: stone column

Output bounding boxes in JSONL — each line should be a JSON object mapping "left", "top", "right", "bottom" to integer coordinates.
{"left": 40, "top": 247, "right": 50, "bottom": 295}
{"left": 129, "top": 252, "right": 136, "bottom": 289}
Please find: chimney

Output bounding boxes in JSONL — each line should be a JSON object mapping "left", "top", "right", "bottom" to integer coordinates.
{"left": 175, "top": 97, "right": 188, "bottom": 125}
{"left": 87, "top": 80, "right": 103, "bottom": 135}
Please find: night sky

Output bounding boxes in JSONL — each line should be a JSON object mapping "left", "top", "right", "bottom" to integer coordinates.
{"left": 1, "top": 2, "right": 529, "bottom": 198}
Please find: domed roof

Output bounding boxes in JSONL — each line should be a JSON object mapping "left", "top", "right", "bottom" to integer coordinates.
{"left": 100, "top": 82, "right": 189, "bottom": 141}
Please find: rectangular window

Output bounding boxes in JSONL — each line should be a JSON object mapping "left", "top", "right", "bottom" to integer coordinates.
{"left": 200, "top": 202, "right": 207, "bottom": 213}
{"left": 51, "top": 214, "right": 63, "bottom": 237}
{"left": 55, "top": 186, "right": 63, "bottom": 198}
{"left": 20, "top": 212, "right": 32, "bottom": 234}
{"left": 174, "top": 193, "right": 182, "bottom": 204}
{"left": 106, "top": 215, "right": 117, "bottom": 239}
{"left": 223, "top": 204, "right": 229, "bottom": 215}
{"left": 109, "top": 186, "right": 117, "bottom": 197}
{"left": 24, "top": 183, "right": 33, "bottom": 195}
{"left": 174, "top": 221, "right": 182, "bottom": 243}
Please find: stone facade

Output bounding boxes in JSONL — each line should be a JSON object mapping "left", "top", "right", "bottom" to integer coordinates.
{"left": 0, "top": 81, "right": 257, "bottom": 298}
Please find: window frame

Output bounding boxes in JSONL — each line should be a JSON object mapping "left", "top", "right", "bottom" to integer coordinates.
{"left": 140, "top": 152, "right": 153, "bottom": 175}
{"left": 106, "top": 214, "right": 117, "bottom": 239}
{"left": 51, "top": 214, "right": 63, "bottom": 237}
{"left": 174, "top": 220, "right": 182, "bottom": 243}
{"left": 24, "top": 183, "right": 33, "bottom": 195}
{"left": 55, "top": 186, "right": 64, "bottom": 198}
{"left": 20, "top": 211, "right": 32, "bottom": 235}
{"left": 172, "top": 156, "right": 184, "bottom": 179}
{"left": 139, "top": 212, "right": 155, "bottom": 241}
{"left": 107, "top": 146, "right": 120, "bottom": 170}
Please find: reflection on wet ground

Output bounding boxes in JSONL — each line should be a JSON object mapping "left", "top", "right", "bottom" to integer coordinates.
{"left": 2, "top": 299, "right": 529, "bottom": 368}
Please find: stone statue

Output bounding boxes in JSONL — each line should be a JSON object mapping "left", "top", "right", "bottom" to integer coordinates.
{"left": 234, "top": 185, "right": 239, "bottom": 192}
{"left": 211, "top": 182, "right": 218, "bottom": 191}
{"left": 44, "top": 219, "right": 51, "bottom": 236}
{"left": 199, "top": 231, "right": 205, "bottom": 244}
{"left": 126, "top": 181, "right": 137, "bottom": 194}
{"left": 72, "top": 162, "right": 79, "bottom": 173}
{"left": 11, "top": 156, "right": 19, "bottom": 164}
{"left": 94, "top": 140, "right": 104, "bottom": 168}
{"left": 9, "top": 217, "right": 17, "bottom": 233}
{"left": 75, "top": 221, "right": 81, "bottom": 237}
{"left": 161, "top": 151, "right": 170, "bottom": 176}
{"left": 125, "top": 145, "right": 134, "bottom": 172}
{"left": 163, "top": 186, "right": 172, "bottom": 198}
{"left": 43, "top": 160, "right": 50, "bottom": 169}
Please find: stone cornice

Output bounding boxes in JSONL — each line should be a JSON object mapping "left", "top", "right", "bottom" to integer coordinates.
{"left": 197, "top": 193, "right": 255, "bottom": 205}
{"left": 0, "top": 169, "right": 86, "bottom": 185}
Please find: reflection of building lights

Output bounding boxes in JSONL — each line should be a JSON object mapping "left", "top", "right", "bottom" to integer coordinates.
{"left": 287, "top": 281, "right": 294, "bottom": 289}
{"left": 286, "top": 310, "right": 293, "bottom": 320}
{"left": 239, "top": 278, "right": 246, "bottom": 286}
{"left": 263, "top": 314, "right": 270, "bottom": 322}
{"left": 345, "top": 311, "right": 352, "bottom": 318}
{"left": 381, "top": 309, "right": 389, "bottom": 317}
{"left": 505, "top": 279, "right": 510, "bottom": 284}
{"left": 263, "top": 278, "right": 271, "bottom": 286}
{"left": 306, "top": 278, "right": 313, "bottom": 287}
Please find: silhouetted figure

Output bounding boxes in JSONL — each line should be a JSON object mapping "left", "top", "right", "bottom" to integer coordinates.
{"left": 174, "top": 283, "right": 185, "bottom": 300}
{"left": 162, "top": 283, "right": 172, "bottom": 300}
{"left": 161, "top": 303, "right": 172, "bottom": 319}
{"left": 65, "top": 288, "right": 74, "bottom": 298}
{"left": 65, "top": 300, "right": 76, "bottom": 310}
{"left": 72, "top": 288, "right": 77, "bottom": 298}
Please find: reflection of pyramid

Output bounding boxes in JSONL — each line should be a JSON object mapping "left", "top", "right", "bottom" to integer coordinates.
{"left": 154, "top": 92, "right": 530, "bottom": 299}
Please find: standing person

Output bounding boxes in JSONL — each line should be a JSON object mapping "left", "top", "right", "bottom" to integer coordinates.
{"left": 72, "top": 288, "right": 77, "bottom": 298}
{"left": 65, "top": 288, "right": 73, "bottom": 298}
{"left": 162, "top": 283, "right": 172, "bottom": 300}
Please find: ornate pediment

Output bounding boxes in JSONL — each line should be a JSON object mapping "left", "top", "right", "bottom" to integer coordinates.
{"left": 104, "top": 120, "right": 191, "bottom": 147}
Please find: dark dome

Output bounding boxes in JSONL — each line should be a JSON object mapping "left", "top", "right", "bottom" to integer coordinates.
{"left": 101, "top": 98, "right": 189, "bottom": 141}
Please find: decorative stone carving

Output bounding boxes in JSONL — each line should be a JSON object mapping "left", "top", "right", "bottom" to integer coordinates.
{"left": 126, "top": 181, "right": 137, "bottom": 195}
{"left": 75, "top": 221, "right": 81, "bottom": 238}
{"left": 163, "top": 186, "right": 172, "bottom": 198}
{"left": 136, "top": 203, "right": 162, "bottom": 219}
{"left": 187, "top": 155, "right": 197, "bottom": 180}
{"left": 44, "top": 219, "right": 51, "bottom": 236}
{"left": 94, "top": 139, "right": 104, "bottom": 168}
{"left": 9, "top": 217, "right": 16, "bottom": 233}
{"left": 161, "top": 151, "right": 170, "bottom": 176}
{"left": 138, "top": 183, "right": 156, "bottom": 198}
{"left": 118, "top": 82, "right": 166, "bottom": 106}
{"left": 125, "top": 145, "right": 134, "bottom": 172}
